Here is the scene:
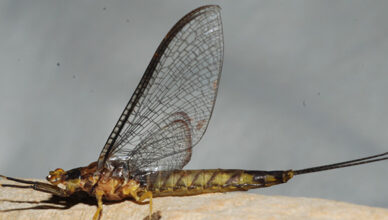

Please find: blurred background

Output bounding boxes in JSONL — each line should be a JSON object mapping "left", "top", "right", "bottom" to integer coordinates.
{"left": 1, "top": 1, "right": 387, "bottom": 208}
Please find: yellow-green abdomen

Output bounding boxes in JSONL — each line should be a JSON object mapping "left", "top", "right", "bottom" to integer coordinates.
{"left": 142, "top": 169, "right": 294, "bottom": 197}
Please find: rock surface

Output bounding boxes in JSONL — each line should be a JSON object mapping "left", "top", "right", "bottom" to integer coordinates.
{"left": 1, "top": 179, "right": 387, "bottom": 220}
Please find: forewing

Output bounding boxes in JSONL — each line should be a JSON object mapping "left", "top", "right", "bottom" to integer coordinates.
{"left": 97, "top": 5, "right": 223, "bottom": 175}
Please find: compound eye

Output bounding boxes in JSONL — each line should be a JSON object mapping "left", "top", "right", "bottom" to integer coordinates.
{"left": 47, "top": 168, "right": 65, "bottom": 184}
{"left": 55, "top": 168, "right": 65, "bottom": 173}
{"left": 48, "top": 168, "right": 64, "bottom": 176}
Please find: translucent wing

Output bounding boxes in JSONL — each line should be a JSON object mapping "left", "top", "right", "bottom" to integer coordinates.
{"left": 97, "top": 5, "right": 223, "bottom": 177}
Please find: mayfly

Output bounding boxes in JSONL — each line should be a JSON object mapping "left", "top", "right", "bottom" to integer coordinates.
{"left": 1, "top": 5, "right": 388, "bottom": 220}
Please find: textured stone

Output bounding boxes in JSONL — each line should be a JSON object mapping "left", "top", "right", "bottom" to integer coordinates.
{"left": 1, "top": 179, "right": 387, "bottom": 220}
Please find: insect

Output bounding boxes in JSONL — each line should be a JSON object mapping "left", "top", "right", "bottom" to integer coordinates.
{"left": 1, "top": 4, "right": 388, "bottom": 220}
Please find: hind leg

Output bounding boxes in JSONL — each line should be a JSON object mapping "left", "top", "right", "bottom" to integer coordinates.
{"left": 139, "top": 191, "right": 153, "bottom": 219}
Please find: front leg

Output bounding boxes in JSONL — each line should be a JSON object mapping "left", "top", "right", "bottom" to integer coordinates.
{"left": 0, "top": 175, "right": 68, "bottom": 197}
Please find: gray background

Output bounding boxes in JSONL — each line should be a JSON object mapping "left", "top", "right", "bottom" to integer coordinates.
{"left": 1, "top": 1, "right": 387, "bottom": 208}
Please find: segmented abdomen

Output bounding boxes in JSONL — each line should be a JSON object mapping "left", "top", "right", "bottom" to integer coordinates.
{"left": 141, "top": 169, "right": 294, "bottom": 197}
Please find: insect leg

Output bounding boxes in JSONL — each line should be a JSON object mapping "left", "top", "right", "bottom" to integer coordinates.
{"left": 139, "top": 191, "right": 153, "bottom": 220}
{"left": 0, "top": 175, "right": 68, "bottom": 197}
{"left": 93, "top": 190, "right": 104, "bottom": 220}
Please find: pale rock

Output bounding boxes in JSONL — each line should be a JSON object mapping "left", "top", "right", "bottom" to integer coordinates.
{"left": 0, "top": 179, "right": 387, "bottom": 220}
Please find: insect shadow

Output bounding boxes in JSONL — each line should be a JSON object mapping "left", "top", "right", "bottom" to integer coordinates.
{"left": 0, "top": 191, "right": 161, "bottom": 220}
{"left": 0, "top": 191, "right": 95, "bottom": 212}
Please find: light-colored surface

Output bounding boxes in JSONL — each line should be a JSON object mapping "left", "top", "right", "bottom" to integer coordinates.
{"left": 1, "top": 1, "right": 388, "bottom": 208}
{"left": 1, "top": 179, "right": 388, "bottom": 220}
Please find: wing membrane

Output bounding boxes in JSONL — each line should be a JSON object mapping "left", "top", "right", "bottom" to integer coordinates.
{"left": 97, "top": 5, "right": 223, "bottom": 176}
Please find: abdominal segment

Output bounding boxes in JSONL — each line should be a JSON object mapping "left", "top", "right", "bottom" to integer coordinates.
{"left": 139, "top": 169, "right": 294, "bottom": 197}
